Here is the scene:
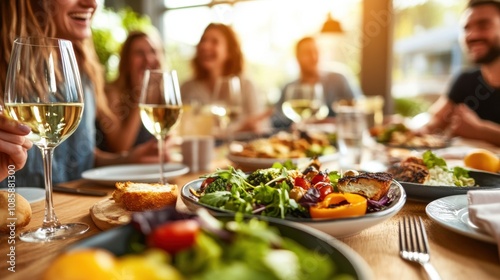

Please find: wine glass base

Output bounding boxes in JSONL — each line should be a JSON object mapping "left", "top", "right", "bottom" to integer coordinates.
{"left": 19, "top": 223, "right": 89, "bottom": 243}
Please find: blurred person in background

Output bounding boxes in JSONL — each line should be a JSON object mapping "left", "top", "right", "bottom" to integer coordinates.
{"left": 421, "top": 0, "right": 500, "bottom": 146}
{"left": 180, "top": 23, "right": 271, "bottom": 135}
{"left": 96, "top": 30, "right": 165, "bottom": 152}
{"left": 272, "top": 36, "right": 363, "bottom": 129}
{"left": 0, "top": 0, "right": 169, "bottom": 186}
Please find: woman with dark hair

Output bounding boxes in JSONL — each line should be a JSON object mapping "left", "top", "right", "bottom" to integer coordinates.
{"left": 97, "top": 29, "right": 166, "bottom": 152}
{"left": 181, "top": 23, "right": 269, "bottom": 134}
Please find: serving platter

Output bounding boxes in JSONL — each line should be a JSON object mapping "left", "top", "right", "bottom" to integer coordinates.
{"left": 400, "top": 170, "right": 500, "bottom": 202}
{"left": 426, "top": 195, "right": 496, "bottom": 244}
{"left": 227, "top": 153, "right": 338, "bottom": 170}
{"left": 68, "top": 213, "right": 373, "bottom": 280}
{"left": 181, "top": 178, "right": 406, "bottom": 238}
{"left": 381, "top": 136, "right": 452, "bottom": 150}
{"left": 81, "top": 163, "right": 189, "bottom": 186}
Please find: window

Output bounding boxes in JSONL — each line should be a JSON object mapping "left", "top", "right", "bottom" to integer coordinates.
{"left": 392, "top": 0, "right": 467, "bottom": 99}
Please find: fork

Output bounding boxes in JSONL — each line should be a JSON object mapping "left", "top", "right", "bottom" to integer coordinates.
{"left": 399, "top": 216, "right": 442, "bottom": 280}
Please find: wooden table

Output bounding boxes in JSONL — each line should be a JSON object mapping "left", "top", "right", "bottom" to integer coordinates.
{"left": 1, "top": 142, "right": 499, "bottom": 280}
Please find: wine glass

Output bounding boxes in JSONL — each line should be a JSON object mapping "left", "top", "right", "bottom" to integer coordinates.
{"left": 139, "top": 70, "right": 182, "bottom": 185}
{"left": 281, "top": 82, "right": 328, "bottom": 132}
{"left": 210, "top": 76, "right": 243, "bottom": 140}
{"left": 3, "top": 37, "right": 88, "bottom": 242}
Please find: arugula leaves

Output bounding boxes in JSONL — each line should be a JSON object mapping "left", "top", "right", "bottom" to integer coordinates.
{"left": 198, "top": 165, "right": 306, "bottom": 219}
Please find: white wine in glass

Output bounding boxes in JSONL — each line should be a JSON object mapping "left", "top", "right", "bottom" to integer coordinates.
{"left": 282, "top": 83, "right": 328, "bottom": 129}
{"left": 210, "top": 76, "right": 243, "bottom": 138}
{"left": 3, "top": 37, "right": 87, "bottom": 242}
{"left": 139, "top": 70, "right": 182, "bottom": 184}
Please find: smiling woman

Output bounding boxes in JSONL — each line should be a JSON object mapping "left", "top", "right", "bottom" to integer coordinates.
{"left": 53, "top": 1, "right": 95, "bottom": 40}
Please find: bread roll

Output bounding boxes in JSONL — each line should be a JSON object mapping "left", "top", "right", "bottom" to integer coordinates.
{"left": 90, "top": 198, "right": 131, "bottom": 231}
{"left": 112, "top": 182, "right": 178, "bottom": 211}
{"left": 0, "top": 190, "right": 32, "bottom": 233}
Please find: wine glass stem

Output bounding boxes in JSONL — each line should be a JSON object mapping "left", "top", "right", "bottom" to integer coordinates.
{"left": 157, "top": 136, "right": 165, "bottom": 185}
{"left": 41, "top": 147, "right": 61, "bottom": 229}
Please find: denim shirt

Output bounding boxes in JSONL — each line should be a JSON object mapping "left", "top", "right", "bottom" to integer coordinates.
{"left": 0, "top": 76, "right": 96, "bottom": 188}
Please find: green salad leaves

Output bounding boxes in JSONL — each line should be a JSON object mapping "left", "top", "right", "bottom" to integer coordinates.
{"left": 199, "top": 163, "right": 304, "bottom": 219}
{"left": 174, "top": 215, "right": 345, "bottom": 280}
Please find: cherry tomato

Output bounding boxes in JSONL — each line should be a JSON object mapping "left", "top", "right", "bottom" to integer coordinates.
{"left": 147, "top": 220, "right": 200, "bottom": 254}
{"left": 200, "top": 177, "right": 216, "bottom": 192}
{"left": 314, "top": 182, "right": 333, "bottom": 201}
{"left": 311, "top": 171, "right": 330, "bottom": 185}
{"left": 294, "top": 177, "right": 311, "bottom": 190}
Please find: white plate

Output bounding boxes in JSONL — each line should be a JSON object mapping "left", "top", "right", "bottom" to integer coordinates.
{"left": 0, "top": 187, "right": 45, "bottom": 204}
{"left": 181, "top": 178, "right": 406, "bottom": 238}
{"left": 425, "top": 195, "right": 496, "bottom": 244}
{"left": 227, "top": 153, "right": 338, "bottom": 170}
{"left": 82, "top": 163, "right": 189, "bottom": 186}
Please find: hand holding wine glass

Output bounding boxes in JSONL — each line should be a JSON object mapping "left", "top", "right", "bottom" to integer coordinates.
{"left": 3, "top": 37, "right": 87, "bottom": 242}
{"left": 139, "top": 70, "right": 182, "bottom": 185}
{"left": 281, "top": 82, "right": 328, "bottom": 132}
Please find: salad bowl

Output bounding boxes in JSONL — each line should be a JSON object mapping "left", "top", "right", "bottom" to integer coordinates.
{"left": 181, "top": 178, "right": 406, "bottom": 238}
{"left": 68, "top": 210, "right": 373, "bottom": 280}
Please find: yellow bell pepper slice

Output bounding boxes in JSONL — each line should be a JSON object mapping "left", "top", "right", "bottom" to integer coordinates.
{"left": 309, "top": 193, "right": 367, "bottom": 219}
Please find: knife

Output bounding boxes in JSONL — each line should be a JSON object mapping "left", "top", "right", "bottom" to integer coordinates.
{"left": 53, "top": 185, "right": 108, "bottom": 197}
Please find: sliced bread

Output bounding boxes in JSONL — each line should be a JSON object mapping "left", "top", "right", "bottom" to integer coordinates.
{"left": 112, "top": 182, "right": 178, "bottom": 211}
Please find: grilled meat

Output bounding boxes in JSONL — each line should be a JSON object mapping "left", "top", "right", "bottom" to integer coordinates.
{"left": 338, "top": 172, "right": 393, "bottom": 200}
{"left": 387, "top": 156, "right": 429, "bottom": 184}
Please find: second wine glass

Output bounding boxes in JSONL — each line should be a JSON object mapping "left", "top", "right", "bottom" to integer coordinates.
{"left": 139, "top": 70, "right": 183, "bottom": 185}
{"left": 210, "top": 76, "right": 243, "bottom": 139}
{"left": 282, "top": 82, "right": 328, "bottom": 132}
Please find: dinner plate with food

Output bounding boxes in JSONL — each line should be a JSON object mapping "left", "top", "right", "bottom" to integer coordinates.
{"left": 89, "top": 180, "right": 180, "bottom": 231}
{"left": 227, "top": 130, "right": 337, "bottom": 170}
{"left": 386, "top": 150, "right": 500, "bottom": 202}
{"left": 181, "top": 159, "right": 406, "bottom": 238}
{"left": 51, "top": 207, "right": 372, "bottom": 280}
{"left": 371, "top": 123, "right": 451, "bottom": 149}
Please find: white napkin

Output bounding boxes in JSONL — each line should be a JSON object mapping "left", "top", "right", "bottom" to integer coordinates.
{"left": 467, "top": 190, "right": 500, "bottom": 260}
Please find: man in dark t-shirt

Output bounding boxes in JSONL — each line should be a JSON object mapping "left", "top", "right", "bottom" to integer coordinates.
{"left": 423, "top": 0, "right": 500, "bottom": 146}
{"left": 448, "top": 69, "right": 500, "bottom": 124}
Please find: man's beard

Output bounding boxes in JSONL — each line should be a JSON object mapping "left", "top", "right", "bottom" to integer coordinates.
{"left": 471, "top": 42, "right": 500, "bottom": 64}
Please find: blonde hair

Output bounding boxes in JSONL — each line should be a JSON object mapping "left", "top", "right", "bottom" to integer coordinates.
{"left": 0, "top": 0, "right": 52, "bottom": 96}
{"left": 0, "top": 0, "right": 113, "bottom": 121}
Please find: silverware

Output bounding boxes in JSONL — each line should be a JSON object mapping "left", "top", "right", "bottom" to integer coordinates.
{"left": 53, "top": 185, "right": 108, "bottom": 197}
{"left": 399, "top": 216, "right": 441, "bottom": 280}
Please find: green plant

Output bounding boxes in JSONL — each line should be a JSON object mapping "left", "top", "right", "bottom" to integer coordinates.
{"left": 393, "top": 97, "right": 431, "bottom": 117}
{"left": 92, "top": 7, "right": 153, "bottom": 81}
